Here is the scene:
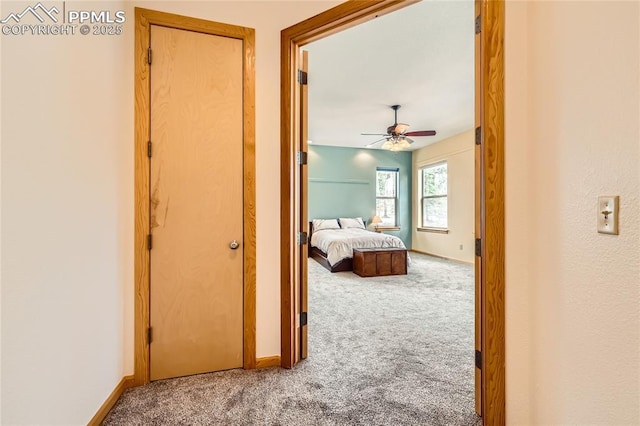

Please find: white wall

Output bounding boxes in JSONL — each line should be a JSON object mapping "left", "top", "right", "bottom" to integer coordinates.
{"left": 505, "top": 1, "right": 640, "bottom": 424}
{"left": 0, "top": 12, "right": 4, "bottom": 423}
{"left": 1, "top": 1, "right": 339, "bottom": 424}
{"left": 412, "top": 130, "right": 475, "bottom": 263}
{"left": 504, "top": 1, "right": 532, "bottom": 423}
{"left": 2, "top": 2, "right": 130, "bottom": 424}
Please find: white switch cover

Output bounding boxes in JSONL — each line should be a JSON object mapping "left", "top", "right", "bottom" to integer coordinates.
{"left": 597, "top": 196, "right": 619, "bottom": 235}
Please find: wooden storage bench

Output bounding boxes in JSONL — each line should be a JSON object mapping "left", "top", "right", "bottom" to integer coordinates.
{"left": 352, "top": 248, "right": 407, "bottom": 277}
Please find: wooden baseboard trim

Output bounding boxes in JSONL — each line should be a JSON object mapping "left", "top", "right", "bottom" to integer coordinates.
{"left": 409, "top": 249, "right": 474, "bottom": 265}
{"left": 87, "top": 375, "right": 135, "bottom": 426}
{"left": 256, "top": 356, "right": 281, "bottom": 369}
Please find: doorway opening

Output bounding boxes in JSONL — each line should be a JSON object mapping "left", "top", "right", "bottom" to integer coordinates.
{"left": 281, "top": 1, "right": 504, "bottom": 424}
{"left": 303, "top": 1, "right": 476, "bottom": 420}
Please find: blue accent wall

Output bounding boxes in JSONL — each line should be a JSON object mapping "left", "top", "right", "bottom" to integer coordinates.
{"left": 308, "top": 145, "right": 412, "bottom": 247}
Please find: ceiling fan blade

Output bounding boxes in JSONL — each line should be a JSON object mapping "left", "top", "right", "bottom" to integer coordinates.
{"left": 365, "top": 137, "right": 388, "bottom": 147}
{"left": 404, "top": 137, "right": 415, "bottom": 144}
{"left": 361, "top": 133, "right": 389, "bottom": 136}
{"left": 394, "top": 123, "right": 410, "bottom": 134}
{"left": 404, "top": 130, "right": 437, "bottom": 137}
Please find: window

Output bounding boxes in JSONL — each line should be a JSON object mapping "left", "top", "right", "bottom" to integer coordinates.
{"left": 376, "top": 168, "right": 399, "bottom": 227}
{"left": 421, "top": 162, "right": 448, "bottom": 229}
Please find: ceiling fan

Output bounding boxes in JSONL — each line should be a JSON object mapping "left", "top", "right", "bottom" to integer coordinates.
{"left": 362, "top": 105, "right": 436, "bottom": 151}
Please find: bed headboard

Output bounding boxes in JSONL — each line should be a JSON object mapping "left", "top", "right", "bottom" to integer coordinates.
{"left": 308, "top": 221, "right": 314, "bottom": 241}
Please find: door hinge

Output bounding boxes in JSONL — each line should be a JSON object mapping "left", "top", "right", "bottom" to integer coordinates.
{"left": 298, "top": 69, "right": 308, "bottom": 85}
{"left": 147, "top": 327, "right": 153, "bottom": 344}
{"left": 300, "top": 312, "right": 308, "bottom": 327}
{"left": 147, "top": 141, "right": 152, "bottom": 158}
{"left": 297, "top": 151, "right": 308, "bottom": 165}
{"left": 148, "top": 234, "right": 153, "bottom": 250}
{"left": 475, "top": 126, "right": 482, "bottom": 145}
{"left": 475, "top": 238, "right": 481, "bottom": 257}
{"left": 475, "top": 349, "right": 482, "bottom": 369}
{"left": 475, "top": 15, "right": 481, "bottom": 34}
{"left": 147, "top": 47, "right": 152, "bottom": 65}
{"left": 297, "top": 231, "right": 308, "bottom": 245}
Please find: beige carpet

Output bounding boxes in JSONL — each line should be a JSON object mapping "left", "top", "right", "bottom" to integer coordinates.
{"left": 104, "top": 252, "right": 480, "bottom": 425}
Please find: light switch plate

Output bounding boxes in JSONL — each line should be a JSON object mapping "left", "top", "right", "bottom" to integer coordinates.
{"left": 597, "top": 196, "right": 619, "bottom": 235}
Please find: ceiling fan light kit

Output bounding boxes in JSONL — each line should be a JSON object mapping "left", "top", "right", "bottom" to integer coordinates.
{"left": 381, "top": 137, "right": 411, "bottom": 151}
{"left": 362, "top": 105, "right": 437, "bottom": 151}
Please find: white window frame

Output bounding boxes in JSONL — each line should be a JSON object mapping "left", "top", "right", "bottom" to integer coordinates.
{"left": 375, "top": 168, "right": 399, "bottom": 228}
{"left": 419, "top": 161, "right": 449, "bottom": 232}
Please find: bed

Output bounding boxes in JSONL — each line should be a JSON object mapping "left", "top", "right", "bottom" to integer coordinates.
{"left": 309, "top": 218, "right": 408, "bottom": 273}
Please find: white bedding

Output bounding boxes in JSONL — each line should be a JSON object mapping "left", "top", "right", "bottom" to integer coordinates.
{"left": 311, "top": 228, "right": 407, "bottom": 266}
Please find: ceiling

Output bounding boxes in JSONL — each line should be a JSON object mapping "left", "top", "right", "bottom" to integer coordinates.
{"left": 305, "top": 0, "right": 474, "bottom": 151}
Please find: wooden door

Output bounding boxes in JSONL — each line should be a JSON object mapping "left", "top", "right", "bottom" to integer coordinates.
{"left": 149, "top": 24, "right": 244, "bottom": 381}
{"left": 291, "top": 49, "right": 310, "bottom": 365}
{"left": 299, "top": 51, "right": 309, "bottom": 360}
{"left": 474, "top": 0, "right": 483, "bottom": 416}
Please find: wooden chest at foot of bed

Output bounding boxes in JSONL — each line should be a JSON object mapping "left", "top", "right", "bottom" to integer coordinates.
{"left": 352, "top": 248, "right": 407, "bottom": 277}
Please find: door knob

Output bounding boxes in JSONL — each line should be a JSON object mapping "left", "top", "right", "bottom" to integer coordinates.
{"left": 229, "top": 240, "right": 240, "bottom": 250}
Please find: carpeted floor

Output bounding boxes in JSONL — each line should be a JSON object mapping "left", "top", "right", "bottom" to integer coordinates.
{"left": 104, "top": 253, "right": 480, "bottom": 425}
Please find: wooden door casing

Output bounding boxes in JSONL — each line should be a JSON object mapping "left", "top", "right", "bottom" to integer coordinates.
{"left": 280, "top": 1, "right": 505, "bottom": 423}
{"left": 134, "top": 8, "right": 256, "bottom": 386}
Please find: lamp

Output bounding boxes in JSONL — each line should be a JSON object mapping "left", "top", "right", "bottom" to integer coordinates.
{"left": 371, "top": 215, "right": 382, "bottom": 231}
{"left": 382, "top": 136, "right": 410, "bottom": 152}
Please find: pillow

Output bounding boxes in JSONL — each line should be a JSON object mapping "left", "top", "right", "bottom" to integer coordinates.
{"left": 312, "top": 219, "right": 340, "bottom": 232}
{"left": 339, "top": 217, "right": 366, "bottom": 230}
